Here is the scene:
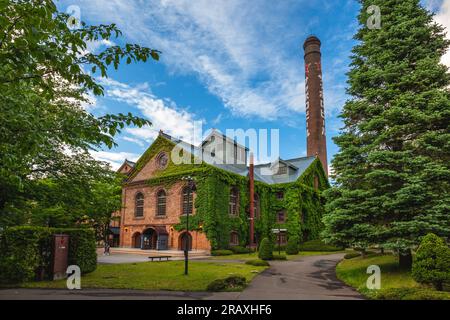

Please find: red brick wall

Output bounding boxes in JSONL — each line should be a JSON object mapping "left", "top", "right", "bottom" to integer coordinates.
{"left": 119, "top": 151, "right": 210, "bottom": 251}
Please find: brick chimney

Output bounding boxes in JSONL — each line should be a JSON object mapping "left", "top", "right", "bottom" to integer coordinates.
{"left": 303, "top": 36, "right": 328, "bottom": 176}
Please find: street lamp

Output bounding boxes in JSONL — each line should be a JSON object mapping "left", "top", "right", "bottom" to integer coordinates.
{"left": 272, "top": 228, "right": 286, "bottom": 255}
{"left": 181, "top": 176, "right": 196, "bottom": 275}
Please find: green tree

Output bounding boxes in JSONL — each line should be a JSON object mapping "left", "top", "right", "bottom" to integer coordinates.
{"left": 412, "top": 233, "right": 450, "bottom": 291}
{"left": 0, "top": 0, "right": 159, "bottom": 225}
{"left": 322, "top": 0, "right": 450, "bottom": 268}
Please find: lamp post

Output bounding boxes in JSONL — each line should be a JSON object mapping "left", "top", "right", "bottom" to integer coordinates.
{"left": 181, "top": 176, "right": 196, "bottom": 275}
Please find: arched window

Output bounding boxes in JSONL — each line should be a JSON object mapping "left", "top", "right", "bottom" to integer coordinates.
{"left": 230, "top": 231, "right": 239, "bottom": 246}
{"left": 182, "top": 186, "right": 193, "bottom": 215}
{"left": 135, "top": 192, "right": 144, "bottom": 217}
{"left": 254, "top": 193, "right": 260, "bottom": 219}
{"left": 229, "top": 187, "right": 239, "bottom": 216}
{"left": 156, "top": 189, "right": 166, "bottom": 216}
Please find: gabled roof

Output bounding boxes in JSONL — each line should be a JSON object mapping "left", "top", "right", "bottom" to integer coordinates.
{"left": 126, "top": 130, "right": 320, "bottom": 185}
{"left": 117, "top": 158, "right": 136, "bottom": 174}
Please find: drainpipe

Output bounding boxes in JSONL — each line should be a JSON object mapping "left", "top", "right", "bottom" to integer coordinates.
{"left": 249, "top": 152, "right": 255, "bottom": 248}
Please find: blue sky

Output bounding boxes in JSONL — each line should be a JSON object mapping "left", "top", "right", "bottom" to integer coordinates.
{"left": 58, "top": 0, "right": 450, "bottom": 171}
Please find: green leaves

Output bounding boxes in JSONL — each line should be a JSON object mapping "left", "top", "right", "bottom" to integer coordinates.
{"left": 0, "top": 0, "right": 159, "bottom": 227}
{"left": 322, "top": 0, "right": 450, "bottom": 255}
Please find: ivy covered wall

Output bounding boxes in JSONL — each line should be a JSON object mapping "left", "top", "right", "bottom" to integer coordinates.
{"left": 126, "top": 135, "right": 329, "bottom": 250}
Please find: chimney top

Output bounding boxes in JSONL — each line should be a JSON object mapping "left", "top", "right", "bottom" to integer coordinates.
{"left": 303, "top": 35, "right": 321, "bottom": 48}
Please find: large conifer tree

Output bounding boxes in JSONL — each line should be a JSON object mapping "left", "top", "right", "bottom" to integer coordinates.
{"left": 322, "top": 0, "right": 450, "bottom": 268}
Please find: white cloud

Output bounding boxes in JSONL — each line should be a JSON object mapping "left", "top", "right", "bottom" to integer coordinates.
{"left": 90, "top": 150, "right": 140, "bottom": 170}
{"left": 61, "top": 0, "right": 317, "bottom": 120}
{"left": 432, "top": 0, "right": 450, "bottom": 67}
{"left": 122, "top": 136, "right": 145, "bottom": 147}
{"left": 99, "top": 77, "right": 203, "bottom": 145}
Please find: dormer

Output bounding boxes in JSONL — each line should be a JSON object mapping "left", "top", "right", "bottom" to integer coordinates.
{"left": 201, "top": 129, "right": 248, "bottom": 166}
{"left": 270, "top": 158, "right": 298, "bottom": 176}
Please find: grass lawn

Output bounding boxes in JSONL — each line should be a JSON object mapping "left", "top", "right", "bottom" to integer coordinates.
{"left": 336, "top": 254, "right": 450, "bottom": 300}
{"left": 22, "top": 260, "right": 266, "bottom": 292}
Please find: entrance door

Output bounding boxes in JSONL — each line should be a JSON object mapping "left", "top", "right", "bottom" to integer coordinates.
{"left": 179, "top": 232, "right": 192, "bottom": 251}
{"left": 142, "top": 228, "right": 157, "bottom": 250}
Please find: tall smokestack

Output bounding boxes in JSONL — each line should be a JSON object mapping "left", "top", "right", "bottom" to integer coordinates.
{"left": 249, "top": 152, "right": 255, "bottom": 248}
{"left": 303, "top": 36, "right": 328, "bottom": 176}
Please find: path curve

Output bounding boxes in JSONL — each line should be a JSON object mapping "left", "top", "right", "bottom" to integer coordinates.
{"left": 236, "top": 253, "right": 364, "bottom": 300}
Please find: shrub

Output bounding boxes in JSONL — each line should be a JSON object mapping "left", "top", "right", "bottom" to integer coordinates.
{"left": 211, "top": 249, "right": 233, "bottom": 256}
{"left": 375, "top": 288, "right": 450, "bottom": 300}
{"left": 344, "top": 252, "right": 361, "bottom": 259}
{"left": 272, "top": 254, "right": 287, "bottom": 260}
{"left": 258, "top": 238, "right": 273, "bottom": 260}
{"left": 206, "top": 275, "right": 247, "bottom": 292}
{"left": 245, "top": 259, "right": 270, "bottom": 266}
{"left": 229, "top": 246, "right": 253, "bottom": 254}
{"left": 298, "top": 239, "right": 343, "bottom": 252}
{"left": 0, "top": 226, "right": 97, "bottom": 284}
{"left": 412, "top": 233, "right": 450, "bottom": 291}
{"left": 61, "top": 228, "right": 97, "bottom": 274}
{"left": 286, "top": 236, "right": 299, "bottom": 255}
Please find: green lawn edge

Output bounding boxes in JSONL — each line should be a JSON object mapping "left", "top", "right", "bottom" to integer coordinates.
{"left": 20, "top": 261, "right": 267, "bottom": 292}
{"left": 336, "top": 254, "right": 450, "bottom": 300}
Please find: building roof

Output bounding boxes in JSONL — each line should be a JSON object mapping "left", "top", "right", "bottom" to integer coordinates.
{"left": 156, "top": 131, "right": 318, "bottom": 185}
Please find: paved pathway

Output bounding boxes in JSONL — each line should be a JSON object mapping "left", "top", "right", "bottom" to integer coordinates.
{"left": 0, "top": 253, "right": 363, "bottom": 300}
{"left": 237, "top": 253, "right": 363, "bottom": 300}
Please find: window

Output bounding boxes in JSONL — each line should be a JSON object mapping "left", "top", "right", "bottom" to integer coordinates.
{"left": 229, "top": 187, "right": 239, "bottom": 216}
{"left": 276, "top": 231, "right": 287, "bottom": 245}
{"left": 276, "top": 211, "right": 286, "bottom": 223}
{"left": 276, "top": 191, "right": 284, "bottom": 199}
{"left": 156, "top": 190, "right": 166, "bottom": 216}
{"left": 156, "top": 152, "right": 168, "bottom": 169}
{"left": 182, "top": 186, "right": 193, "bottom": 215}
{"left": 135, "top": 192, "right": 144, "bottom": 217}
{"left": 254, "top": 193, "right": 260, "bottom": 219}
{"left": 278, "top": 165, "right": 287, "bottom": 174}
{"left": 230, "top": 232, "right": 239, "bottom": 246}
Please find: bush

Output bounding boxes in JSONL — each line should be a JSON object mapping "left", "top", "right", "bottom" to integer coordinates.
{"left": 62, "top": 228, "right": 97, "bottom": 274}
{"left": 206, "top": 275, "right": 247, "bottom": 292}
{"left": 298, "top": 239, "right": 343, "bottom": 252}
{"left": 286, "top": 236, "right": 299, "bottom": 255}
{"left": 211, "top": 249, "right": 233, "bottom": 256}
{"left": 375, "top": 287, "right": 450, "bottom": 300}
{"left": 0, "top": 226, "right": 97, "bottom": 284}
{"left": 272, "top": 254, "right": 287, "bottom": 260}
{"left": 245, "top": 259, "right": 270, "bottom": 266}
{"left": 344, "top": 252, "right": 361, "bottom": 259}
{"left": 412, "top": 233, "right": 450, "bottom": 291}
{"left": 229, "top": 246, "right": 253, "bottom": 254}
{"left": 258, "top": 238, "right": 273, "bottom": 260}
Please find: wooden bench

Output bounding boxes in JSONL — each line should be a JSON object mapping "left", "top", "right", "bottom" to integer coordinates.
{"left": 148, "top": 255, "right": 171, "bottom": 261}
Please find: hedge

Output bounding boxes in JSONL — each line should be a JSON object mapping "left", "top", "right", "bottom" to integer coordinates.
{"left": 229, "top": 246, "right": 253, "bottom": 254}
{"left": 211, "top": 249, "right": 233, "bottom": 256}
{"left": 245, "top": 259, "right": 270, "bottom": 266}
{"left": 0, "top": 226, "right": 97, "bottom": 284}
{"left": 298, "top": 239, "right": 343, "bottom": 252}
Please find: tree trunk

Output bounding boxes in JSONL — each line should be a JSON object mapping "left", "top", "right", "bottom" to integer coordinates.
{"left": 380, "top": 247, "right": 384, "bottom": 254}
{"left": 399, "top": 249, "right": 412, "bottom": 269}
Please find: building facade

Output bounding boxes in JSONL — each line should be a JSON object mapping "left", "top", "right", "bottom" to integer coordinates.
{"left": 115, "top": 36, "right": 329, "bottom": 252}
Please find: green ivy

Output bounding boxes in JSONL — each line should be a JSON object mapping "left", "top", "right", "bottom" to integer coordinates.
{"left": 132, "top": 135, "right": 328, "bottom": 250}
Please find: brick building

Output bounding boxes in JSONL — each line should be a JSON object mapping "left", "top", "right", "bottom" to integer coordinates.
{"left": 113, "top": 36, "right": 329, "bottom": 252}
